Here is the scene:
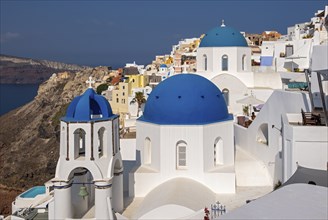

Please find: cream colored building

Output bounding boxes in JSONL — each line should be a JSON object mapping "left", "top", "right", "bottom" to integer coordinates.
{"left": 110, "top": 82, "right": 131, "bottom": 115}
{"left": 109, "top": 75, "right": 150, "bottom": 118}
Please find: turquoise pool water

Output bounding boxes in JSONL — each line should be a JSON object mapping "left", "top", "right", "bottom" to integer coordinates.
{"left": 20, "top": 186, "right": 46, "bottom": 198}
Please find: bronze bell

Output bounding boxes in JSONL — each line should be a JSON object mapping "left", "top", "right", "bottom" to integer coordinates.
{"left": 78, "top": 185, "right": 89, "bottom": 199}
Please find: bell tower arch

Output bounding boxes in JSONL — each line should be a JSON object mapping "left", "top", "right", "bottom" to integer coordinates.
{"left": 51, "top": 77, "right": 123, "bottom": 219}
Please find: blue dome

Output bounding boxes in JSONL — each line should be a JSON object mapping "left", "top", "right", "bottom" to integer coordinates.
{"left": 139, "top": 74, "right": 232, "bottom": 125}
{"left": 62, "top": 88, "right": 114, "bottom": 122}
{"left": 160, "top": 64, "right": 167, "bottom": 68}
{"left": 199, "top": 26, "right": 248, "bottom": 47}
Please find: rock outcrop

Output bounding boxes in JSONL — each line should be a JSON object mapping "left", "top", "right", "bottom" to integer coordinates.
{"left": 0, "top": 54, "right": 89, "bottom": 84}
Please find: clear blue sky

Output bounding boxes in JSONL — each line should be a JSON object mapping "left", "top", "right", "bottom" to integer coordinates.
{"left": 0, "top": 0, "right": 326, "bottom": 68}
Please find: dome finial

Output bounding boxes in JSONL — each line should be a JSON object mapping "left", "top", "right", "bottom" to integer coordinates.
{"left": 221, "top": 19, "right": 226, "bottom": 27}
{"left": 86, "top": 76, "right": 95, "bottom": 88}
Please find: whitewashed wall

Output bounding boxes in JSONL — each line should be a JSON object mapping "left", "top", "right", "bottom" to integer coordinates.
{"left": 235, "top": 90, "right": 310, "bottom": 184}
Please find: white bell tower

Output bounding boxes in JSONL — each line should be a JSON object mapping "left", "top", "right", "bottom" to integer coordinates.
{"left": 50, "top": 77, "right": 124, "bottom": 219}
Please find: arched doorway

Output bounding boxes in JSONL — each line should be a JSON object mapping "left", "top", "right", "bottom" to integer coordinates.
{"left": 69, "top": 167, "right": 95, "bottom": 218}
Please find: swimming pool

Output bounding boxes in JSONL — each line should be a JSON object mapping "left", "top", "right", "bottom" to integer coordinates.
{"left": 20, "top": 186, "right": 46, "bottom": 198}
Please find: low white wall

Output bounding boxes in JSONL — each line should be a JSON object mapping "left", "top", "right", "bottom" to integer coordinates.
{"left": 234, "top": 125, "right": 248, "bottom": 150}
{"left": 282, "top": 119, "right": 328, "bottom": 181}
{"left": 120, "top": 139, "right": 136, "bottom": 161}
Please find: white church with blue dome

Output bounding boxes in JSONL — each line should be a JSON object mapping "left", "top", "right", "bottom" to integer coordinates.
{"left": 196, "top": 21, "right": 254, "bottom": 86}
{"left": 130, "top": 74, "right": 235, "bottom": 199}
{"left": 195, "top": 21, "right": 281, "bottom": 114}
{"left": 32, "top": 74, "right": 236, "bottom": 219}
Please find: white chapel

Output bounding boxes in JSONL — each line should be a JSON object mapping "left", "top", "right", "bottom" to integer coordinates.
{"left": 48, "top": 79, "right": 123, "bottom": 219}
{"left": 129, "top": 74, "right": 236, "bottom": 200}
{"left": 196, "top": 21, "right": 281, "bottom": 114}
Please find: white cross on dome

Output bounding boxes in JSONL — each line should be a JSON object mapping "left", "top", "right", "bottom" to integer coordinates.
{"left": 86, "top": 76, "right": 95, "bottom": 88}
{"left": 221, "top": 19, "right": 226, "bottom": 27}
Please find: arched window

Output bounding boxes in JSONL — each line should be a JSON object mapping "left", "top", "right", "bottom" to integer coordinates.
{"left": 242, "top": 54, "right": 247, "bottom": 71}
{"left": 74, "top": 128, "right": 86, "bottom": 158}
{"left": 98, "top": 127, "right": 106, "bottom": 158}
{"left": 176, "top": 141, "right": 187, "bottom": 169}
{"left": 257, "top": 123, "right": 269, "bottom": 145}
{"left": 144, "top": 137, "right": 151, "bottom": 164}
{"left": 222, "top": 55, "right": 228, "bottom": 71}
{"left": 222, "top": 88, "right": 229, "bottom": 106}
{"left": 214, "top": 137, "right": 224, "bottom": 166}
{"left": 203, "top": 54, "right": 207, "bottom": 71}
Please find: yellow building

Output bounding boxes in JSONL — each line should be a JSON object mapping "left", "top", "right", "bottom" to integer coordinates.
{"left": 110, "top": 82, "right": 130, "bottom": 115}
{"left": 127, "top": 74, "right": 149, "bottom": 89}
{"left": 109, "top": 75, "right": 149, "bottom": 115}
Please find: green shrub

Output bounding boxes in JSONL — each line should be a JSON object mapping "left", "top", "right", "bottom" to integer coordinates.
{"left": 96, "top": 83, "right": 108, "bottom": 94}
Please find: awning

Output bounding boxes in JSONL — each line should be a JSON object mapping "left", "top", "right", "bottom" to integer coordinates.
{"left": 282, "top": 165, "right": 328, "bottom": 187}
{"left": 236, "top": 95, "right": 265, "bottom": 105}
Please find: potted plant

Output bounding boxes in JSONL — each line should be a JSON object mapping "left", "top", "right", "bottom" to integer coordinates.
{"left": 243, "top": 105, "right": 249, "bottom": 116}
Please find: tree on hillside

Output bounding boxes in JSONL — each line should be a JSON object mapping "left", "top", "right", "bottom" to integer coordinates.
{"left": 130, "top": 92, "right": 146, "bottom": 117}
{"left": 96, "top": 83, "right": 108, "bottom": 94}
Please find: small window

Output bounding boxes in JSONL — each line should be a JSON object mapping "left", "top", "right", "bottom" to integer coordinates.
{"left": 203, "top": 54, "right": 207, "bottom": 71}
{"left": 222, "top": 55, "right": 228, "bottom": 71}
{"left": 222, "top": 88, "right": 229, "bottom": 106}
{"left": 122, "top": 86, "right": 125, "bottom": 89}
{"left": 116, "top": 98, "right": 119, "bottom": 103}
{"left": 121, "top": 99, "right": 125, "bottom": 104}
{"left": 144, "top": 137, "right": 151, "bottom": 164}
{"left": 176, "top": 141, "right": 187, "bottom": 169}
{"left": 242, "top": 54, "right": 247, "bottom": 71}
{"left": 214, "top": 137, "right": 224, "bottom": 166}
{"left": 285, "top": 45, "right": 293, "bottom": 57}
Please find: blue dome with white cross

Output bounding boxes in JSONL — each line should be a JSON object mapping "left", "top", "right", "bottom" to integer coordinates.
{"left": 139, "top": 74, "right": 232, "bottom": 125}
{"left": 200, "top": 24, "right": 248, "bottom": 47}
{"left": 62, "top": 86, "right": 115, "bottom": 122}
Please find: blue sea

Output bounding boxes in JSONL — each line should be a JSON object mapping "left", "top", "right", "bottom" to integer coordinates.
{"left": 0, "top": 84, "right": 39, "bottom": 116}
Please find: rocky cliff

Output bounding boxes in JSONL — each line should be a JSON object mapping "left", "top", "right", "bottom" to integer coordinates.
{"left": 0, "top": 67, "right": 109, "bottom": 214}
{"left": 0, "top": 54, "right": 89, "bottom": 84}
